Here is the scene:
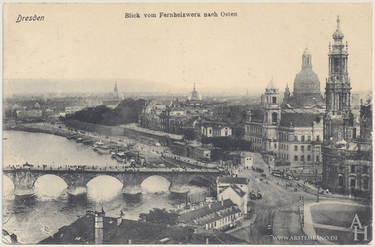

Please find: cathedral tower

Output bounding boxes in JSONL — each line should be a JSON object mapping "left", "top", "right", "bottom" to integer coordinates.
{"left": 324, "top": 16, "right": 354, "bottom": 142}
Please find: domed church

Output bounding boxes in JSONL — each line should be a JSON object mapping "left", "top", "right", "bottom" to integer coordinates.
{"left": 283, "top": 48, "right": 325, "bottom": 108}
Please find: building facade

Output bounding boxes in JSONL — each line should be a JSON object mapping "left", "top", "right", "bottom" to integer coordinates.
{"left": 243, "top": 81, "right": 324, "bottom": 176}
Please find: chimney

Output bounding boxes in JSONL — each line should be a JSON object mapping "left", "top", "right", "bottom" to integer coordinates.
{"left": 221, "top": 200, "right": 224, "bottom": 206}
{"left": 94, "top": 210, "right": 104, "bottom": 244}
{"left": 206, "top": 237, "right": 209, "bottom": 244}
{"left": 208, "top": 203, "right": 211, "bottom": 209}
{"left": 128, "top": 239, "right": 132, "bottom": 244}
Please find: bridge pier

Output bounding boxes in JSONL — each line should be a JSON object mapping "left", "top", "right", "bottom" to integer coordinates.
{"left": 66, "top": 186, "right": 88, "bottom": 196}
{"left": 122, "top": 185, "right": 142, "bottom": 195}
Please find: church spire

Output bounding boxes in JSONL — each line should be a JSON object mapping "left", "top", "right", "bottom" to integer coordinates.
{"left": 332, "top": 15, "right": 344, "bottom": 42}
{"left": 114, "top": 81, "right": 119, "bottom": 99}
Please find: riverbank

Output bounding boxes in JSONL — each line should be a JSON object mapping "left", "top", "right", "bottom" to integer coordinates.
{"left": 5, "top": 122, "right": 171, "bottom": 167}
{"left": 5, "top": 123, "right": 71, "bottom": 138}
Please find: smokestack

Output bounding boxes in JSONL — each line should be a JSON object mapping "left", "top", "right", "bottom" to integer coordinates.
{"left": 94, "top": 211, "right": 104, "bottom": 244}
{"left": 206, "top": 237, "right": 209, "bottom": 244}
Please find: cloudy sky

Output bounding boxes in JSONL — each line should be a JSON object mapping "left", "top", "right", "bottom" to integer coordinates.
{"left": 3, "top": 2, "right": 372, "bottom": 96}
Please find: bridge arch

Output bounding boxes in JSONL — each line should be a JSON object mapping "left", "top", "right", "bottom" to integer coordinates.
{"left": 140, "top": 175, "right": 171, "bottom": 193}
{"left": 86, "top": 175, "right": 123, "bottom": 200}
{"left": 33, "top": 174, "right": 68, "bottom": 198}
{"left": 86, "top": 174, "right": 124, "bottom": 187}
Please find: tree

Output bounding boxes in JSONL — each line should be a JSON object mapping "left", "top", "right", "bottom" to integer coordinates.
{"left": 139, "top": 208, "right": 179, "bottom": 226}
{"left": 183, "top": 128, "right": 197, "bottom": 140}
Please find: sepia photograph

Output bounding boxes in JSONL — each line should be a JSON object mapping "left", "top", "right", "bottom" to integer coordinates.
{"left": 2, "top": 2, "right": 373, "bottom": 244}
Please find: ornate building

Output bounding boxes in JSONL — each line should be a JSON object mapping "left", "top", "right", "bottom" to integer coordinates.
{"left": 322, "top": 17, "right": 371, "bottom": 197}
{"left": 323, "top": 16, "right": 355, "bottom": 142}
{"left": 244, "top": 79, "right": 323, "bottom": 181}
{"left": 283, "top": 48, "right": 325, "bottom": 109}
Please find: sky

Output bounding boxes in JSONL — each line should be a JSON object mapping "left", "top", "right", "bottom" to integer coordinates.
{"left": 3, "top": 2, "right": 373, "bottom": 96}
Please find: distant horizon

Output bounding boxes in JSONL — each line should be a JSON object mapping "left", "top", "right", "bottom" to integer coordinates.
{"left": 3, "top": 78, "right": 372, "bottom": 99}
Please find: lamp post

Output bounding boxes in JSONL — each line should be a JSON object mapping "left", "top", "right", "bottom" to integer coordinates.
{"left": 316, "top": 162, "right": 319, "bottom": 202}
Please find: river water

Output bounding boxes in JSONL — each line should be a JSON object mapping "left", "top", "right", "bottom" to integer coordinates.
{"left": 2, "top": 131, "right": 207, "bottom": 244}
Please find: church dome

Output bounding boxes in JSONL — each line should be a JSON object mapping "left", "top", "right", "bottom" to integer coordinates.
{"left": 293, "top": 67, "right": 321, "bottom": 95}
{"left": 293, "top": 48, "right": 321, "bottom": 95}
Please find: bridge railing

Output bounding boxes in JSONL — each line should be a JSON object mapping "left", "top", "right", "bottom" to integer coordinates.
{"left": 3, "top": 164, "right": 222, "bottom": 173}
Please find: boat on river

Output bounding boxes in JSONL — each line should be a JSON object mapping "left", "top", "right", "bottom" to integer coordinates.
{"left": 94, "top": 145, "right": 111, "bottom": 155}
{"left": 76, "top": 137, "right": 84, "bottom": 143}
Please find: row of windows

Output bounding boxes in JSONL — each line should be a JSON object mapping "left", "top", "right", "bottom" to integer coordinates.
{"left": 338, "top": 176, "right": 369, "bottom": 190}
{"left": 280, "top": 143, "right": 289, "bottom": 150}
{"left": 351, "top": 165, "right": 369, "bottom": 174}
{"left": 280, "top": 153, "right": 289, "bottom": 160}
{"left": 248, "top": 136, "right": 262, "bottom": 144}
{"left": 279, "top": 133, "right": 321, "bottom": 142}
{"left": 246, "top": 125, "right": 262, "bottom": 134}
{"left": 206, "top": 214, "right": 235, "bottom": 229}
{"left": 293, "top": 155, "right": 320, "bottom": 162}
{"left": 278, "top": 153, "right": 320, "bottom": 162}
{"left": 294, "top": 145, "right": 312, "bottom": 152}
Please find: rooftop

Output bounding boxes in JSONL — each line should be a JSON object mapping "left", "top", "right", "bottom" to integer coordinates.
{"left": 178, "top": 199, "right": 238, "bottom": 225}
{"left": 280, "top": 112, "right": 322, "bottom": 127}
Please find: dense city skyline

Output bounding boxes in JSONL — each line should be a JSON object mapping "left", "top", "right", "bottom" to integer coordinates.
{"left": 3, "top": 3, "right": 372, "bottom": 96}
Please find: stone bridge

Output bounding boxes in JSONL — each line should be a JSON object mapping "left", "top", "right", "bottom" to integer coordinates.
{"left": 3, "top": 165, "right": 223, "bottom": 195}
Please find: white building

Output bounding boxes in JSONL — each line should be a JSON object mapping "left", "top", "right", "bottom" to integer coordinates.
{"left": 218, "top": 185, "right": 248, "bottom": 214}
{"left": 201, "top": 122, "right": 232, "bottom": 137}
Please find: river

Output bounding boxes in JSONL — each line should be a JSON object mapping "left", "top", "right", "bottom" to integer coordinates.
{"left": 2, "top": 130, "right": 207, "bottom": 244}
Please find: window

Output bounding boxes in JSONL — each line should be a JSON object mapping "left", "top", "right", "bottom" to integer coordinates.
{"left": 316, "top": 156, "right": 320, "bottom": 162}
{"left": 287, "top": 154, "right": 289, "bottom": 160}
{"left": 272, "top": 112, "right": 278, "bottom": 123}
{"left": 307, "top": 145, "right": 311, "bottom": 151}
{"left": 294, "top": 156, "right": 298, "bottom": 161}
{"left": 274, "top": 143, "right": 277, "bottom": 148}
{"left": 301, "top": 146, "right": 305, "bottom": 152}
{"left": 294, "top": 145, "right": 298, "bottom": 151}
{"left": 351, "top": 165, "right": 355, "bottom": 173}
{"left": 294, "top": 136, "right": 298, "bottom": 141}
{"left": 301, "top": 135, "right": 305, "bottom": 142}
{"left": 316, "top": 135, "right": 320, "bottom": 142}
{"left": 308, "top": 136, "right": 311, "bottom": 141}
{"left": 272, "top": 96, "right": 277, "bottom": 104}
{"left": 363, "top": 166, "right": 368, "bottom": 174}
{"left": 338, "top": 176, "right": 344, "bottom": 186}
{"left": 307, "top": 155, "right": 311, "bottom": 161}
{"left": 363, "top": 177, "right": 369, "bottom": 190}
{"left": 300, "top": 155, "right": 304, "bottom": 162}
{"left": 350, "top": 179, "right": 356, "bottom": 188}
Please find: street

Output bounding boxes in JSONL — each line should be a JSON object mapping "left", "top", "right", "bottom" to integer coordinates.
{"left": 229, "top": 166, "right": 317, "bottom": 244}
